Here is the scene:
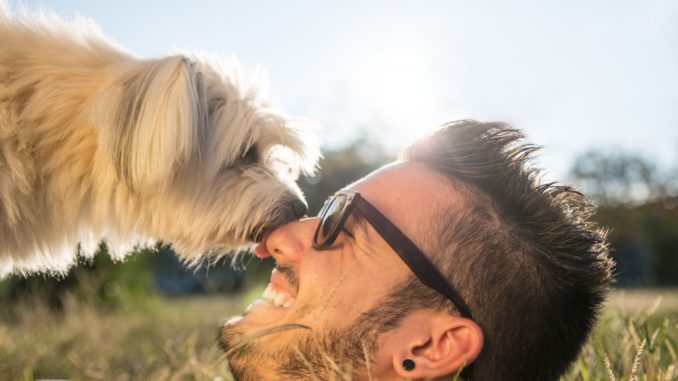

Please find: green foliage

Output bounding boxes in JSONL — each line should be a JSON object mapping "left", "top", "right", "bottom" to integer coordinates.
{"left": 640, "top": 204, "right": 678, "bottom": 286}
{"left": 301, "top": 136, "right": 394, "bottom": 214}
{"left": 594, "top": 201, "right": 678, "bottom": 286}
{"left": 0, "top": 242, "right": 163, "bottom": 317}
{"left": 570, "top": 150, "right": 667, "bottom": 206}
{"left": 570, "top": 149, "right": 678, "bottom": 286}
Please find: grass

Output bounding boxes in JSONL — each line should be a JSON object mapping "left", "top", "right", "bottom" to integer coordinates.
{"left": 0, "top": 289, "right": 676, "bottom": 381}
{"left": 563, "top": 289, "right": 678, "bottom": 381}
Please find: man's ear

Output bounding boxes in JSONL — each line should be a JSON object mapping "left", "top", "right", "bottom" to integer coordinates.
{"left": 386, "top": 309, "right": 483, "bottom": 380}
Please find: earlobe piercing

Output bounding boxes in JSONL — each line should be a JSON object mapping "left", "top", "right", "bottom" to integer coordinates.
{"left": 402, "top": 359, "right": 416, "bottom": 371}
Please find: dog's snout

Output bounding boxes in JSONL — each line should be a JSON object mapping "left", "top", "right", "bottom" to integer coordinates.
{"left": 251, "top": 198, "right": 307, "bottom": 243}
{"left": 291, "top": 198, "right": 308, "bottom": 218}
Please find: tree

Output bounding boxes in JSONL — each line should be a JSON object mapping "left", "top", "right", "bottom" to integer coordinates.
{"left": 300, "top": 136, "right": 394, "bottom": 214}
{"left": 570, "top": 150, "right": 665, "bottom": 206}
{"left": 570, "top": 149, "right": 678, "bottom": 286}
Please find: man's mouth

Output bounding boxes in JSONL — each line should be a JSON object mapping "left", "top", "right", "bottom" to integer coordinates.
{"left": 263, "top": 267, "right": 297, "bottom": 308}
{"left": 262, "top": 283, "right": 295, "bottom": 308}
{"left": 241, "top": 277, "right": 296, "bottom": 326}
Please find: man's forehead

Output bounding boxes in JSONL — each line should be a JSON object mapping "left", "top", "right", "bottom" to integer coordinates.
{"left": 346, "top": 161, "right": 462, "bottom": 246}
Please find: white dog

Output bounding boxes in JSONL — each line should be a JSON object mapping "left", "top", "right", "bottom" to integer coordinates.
{"left": 0, "top": 8, "right": 319, "bottom": 277}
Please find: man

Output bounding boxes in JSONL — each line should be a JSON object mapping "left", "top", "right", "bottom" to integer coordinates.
{"left": 219, "top": 120, "right": 614, "bottom": 380}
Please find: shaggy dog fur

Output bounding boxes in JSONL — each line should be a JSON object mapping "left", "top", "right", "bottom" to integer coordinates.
{"left": 0, "top": 7, "right": 319, "bottom": 277}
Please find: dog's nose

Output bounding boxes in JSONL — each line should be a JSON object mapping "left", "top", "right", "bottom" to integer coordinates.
{"left": 291, "top": 198, "right": 308, "bottom": 218}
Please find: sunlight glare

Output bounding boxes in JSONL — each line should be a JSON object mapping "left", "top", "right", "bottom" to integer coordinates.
{"left": 346, "top": 36, "right": 446, "bottom": 150}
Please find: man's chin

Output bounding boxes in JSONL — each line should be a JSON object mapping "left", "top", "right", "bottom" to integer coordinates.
{"left": 219, "top": 312, "right": 297, "bottom": 381}
{"left": 217, "top": 299, "right": 291, "bottom": 354}
{"left": 242, "top": 299, "right": 291, "bottom": 326}
{"left": 217, "top": 315, "right": 244, "bottom": 353}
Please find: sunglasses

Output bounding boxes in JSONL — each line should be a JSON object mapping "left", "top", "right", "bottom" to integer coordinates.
{"left": 312, "top": 189, "right": 473, "bottom": 320}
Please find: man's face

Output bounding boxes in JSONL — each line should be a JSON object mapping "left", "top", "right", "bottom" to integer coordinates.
{"left": 219, "top": 162, "right": 461, "bottom": 380}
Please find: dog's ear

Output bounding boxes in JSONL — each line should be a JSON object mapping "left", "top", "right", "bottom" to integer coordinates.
{"left": 90, "top": 56, "right": 206, "bottom": 192}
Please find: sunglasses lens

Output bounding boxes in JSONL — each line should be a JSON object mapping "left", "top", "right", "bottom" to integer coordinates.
{"left": 316, "top": 194, "right": 347, "bottom": 246}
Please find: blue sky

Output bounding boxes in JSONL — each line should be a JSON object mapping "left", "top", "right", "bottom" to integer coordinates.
{"left": 9, "top": 0, "right": 678, "bottom": 182}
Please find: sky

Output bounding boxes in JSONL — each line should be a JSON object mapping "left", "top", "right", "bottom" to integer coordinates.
{"left": 8, "top": 0, "right": 678, "bottom": 182}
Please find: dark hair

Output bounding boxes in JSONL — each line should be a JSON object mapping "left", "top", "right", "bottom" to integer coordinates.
{"left": 397, "top": 120, "right": 615, "bottom": 380}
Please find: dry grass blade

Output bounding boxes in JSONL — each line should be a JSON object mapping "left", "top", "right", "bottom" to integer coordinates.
{"left": 361, "top": 339, "right": 374, "bottom": 381}
{"left": 629, "top": 338, "right": 646, "bottom": 381}
{"left": 577, "top": 357, "right": 590, "bottom": 381}
{"left": 628, "top": 318, "right": 642, "bottom": 344}
{"left": 603, "top": 351, "right": 617, "bottom": 381}
{"left": 450, "top": 361, "right": 467, "bottom": 381}
{"left": 293, "top": 347, "right": 322, "bottom": 381}
{"left": 647, "top": 296, "right": 663, "bottom": 316}
{"left": 666, "top": 339, "right": 677, "bottom": 363}
{"left": 316, "top": 342, "right": 351, "bottom": 380}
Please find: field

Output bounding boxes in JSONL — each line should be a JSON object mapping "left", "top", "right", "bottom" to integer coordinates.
{"left": 1, "top": 289, "right": 676, "bottom": 381}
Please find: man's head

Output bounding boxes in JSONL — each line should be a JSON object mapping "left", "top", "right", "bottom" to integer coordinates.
{"left": 219, "top": 120, "right": 614, "bottom": 381}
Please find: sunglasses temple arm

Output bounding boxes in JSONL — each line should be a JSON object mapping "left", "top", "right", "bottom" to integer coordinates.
{"left": 354, "top": 198, "right": 473, "bottom": 319}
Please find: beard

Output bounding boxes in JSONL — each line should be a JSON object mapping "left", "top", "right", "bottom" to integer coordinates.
{"left": 218, "top": 304, "right": 380, "bottom": 381}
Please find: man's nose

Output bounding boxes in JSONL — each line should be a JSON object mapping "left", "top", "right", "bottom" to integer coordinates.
{"left": 253, "top": 218, "right": 317, "bottom": 262}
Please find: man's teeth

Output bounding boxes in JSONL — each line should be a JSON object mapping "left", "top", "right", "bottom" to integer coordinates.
{"left": 274, "top": 292, "right": 286, "bottom": 306}
{"left": 262, "top": 284, "right": 295, "bottom": 308}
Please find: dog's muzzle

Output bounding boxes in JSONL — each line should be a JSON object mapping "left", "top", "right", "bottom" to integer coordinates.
{"left": 251, "top": 197, "right": 308, "bottom": 243}
{"left": 290, "top": 198, "right": 308, "bottom": 219}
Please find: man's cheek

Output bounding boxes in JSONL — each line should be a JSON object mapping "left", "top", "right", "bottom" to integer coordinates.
{"left": 289, "top": 297, "right": 315, "bottom": 320}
